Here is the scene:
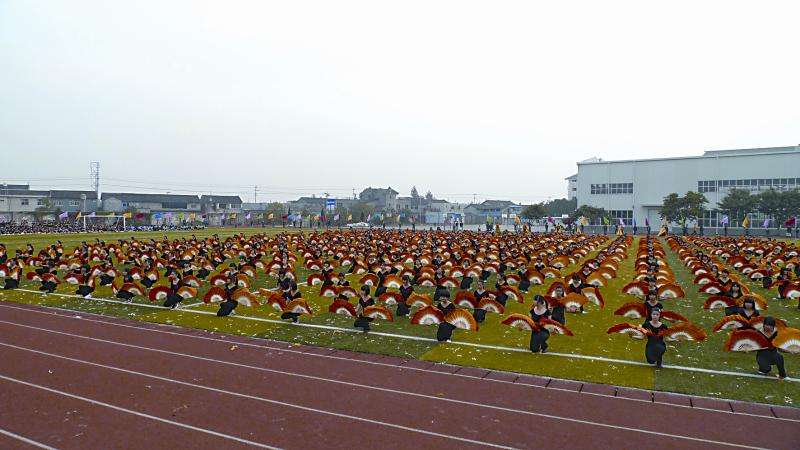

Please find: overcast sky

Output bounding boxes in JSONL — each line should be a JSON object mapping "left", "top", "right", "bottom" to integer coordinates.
{"left": 2, "top": 1, "right": 798, "bottom": 204}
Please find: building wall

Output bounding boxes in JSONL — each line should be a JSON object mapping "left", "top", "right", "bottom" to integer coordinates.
{"left": 567, "top": 177, "right": 577, "bottom": 201}
{"left": 576, "top": 149, "right": 800, "bottom": 226}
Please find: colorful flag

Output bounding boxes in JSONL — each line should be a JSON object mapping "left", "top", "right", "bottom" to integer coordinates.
{"left": 547, "top": 216, "right": 554, "bottom": 224}
{"left": 88, "top": 212, "right": 96, "bottom": 218}
{"left": 333, "top": 214, "right": 339, "bottom": 221}
{"left": 720, "top": 215, "right": 729, "bottom": 225}
{"left": 347, "top": 214, "right": 352, "bottom": 221}
{"left": 58, "top": 211, "right": 69, "bottom": 220}
{"left": 268, "top": 212, "right": 274, "bottom": 220}
{"left": 245, "top": 212, "right": 252, "bottom": 220}
{"left": 785, "top": 216, "right": 796, "bottom": 228}
{"left": 75, "top": 211, "right": 82, "bottom": 220}
{"left": 135, "top": 213, "right": 145, "bottom": 220}
{"left": 618, "top": 218, "right": 624, "bottom": 226}
{"left": 762, "top": 217, "right": 770, "bottom": 228}
{"left": 122, "top": 212, "right": 132, "bottom": 219}
{"left": 742, "top": 216, "right": 750, "bottom": 228}
{"left": 153, "top": 212, "right": 162, "bottom": 220}
{"left": 189, "top": 213, "right": 196, "bottom": 221}
{"left": 367, "top": 214, "right": 372, "bottom": 221}
{"left": 229, "top": 212, "right": 237, "bottom": 219}
{"left": 602, "top": 216, "right": 609, "bottom": 225}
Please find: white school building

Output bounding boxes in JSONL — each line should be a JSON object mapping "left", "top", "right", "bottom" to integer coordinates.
{"left": 571, "top": 145, "right": 800, "bottom": 228}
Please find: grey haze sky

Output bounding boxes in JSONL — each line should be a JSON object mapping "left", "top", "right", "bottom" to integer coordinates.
{"left": 2, "top": 1, "right": 799, "bottom": 204}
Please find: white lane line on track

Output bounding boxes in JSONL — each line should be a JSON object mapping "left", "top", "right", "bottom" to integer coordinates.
{"left": 0, "top": 342, "right": 516, "bottom": 450}
{"left": 9, "top": 289, "right": 799, "bottom": 384}
{"left": 0, "top": 326, "right": 776, "bottom": 449}
{"left": 0, "top": 427, "right": 58, "bottom": 450}
{"left": 0, "top": 374, "right": 281, "bottom": 450}
{"left": 6, "top": 303, "right": 795, "bottom": 425}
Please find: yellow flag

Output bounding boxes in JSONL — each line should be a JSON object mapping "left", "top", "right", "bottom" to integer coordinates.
{"left": 189, "top": 213, "right": 196, "bottom": 221}
{"left": 742, "top": 216, "right": 750, "bottom": 228}
{"left": 75, "top": 212, "right": 82, "bottom": 220}
{"left": 347, "top": 214, "right": 352, "bottom": 221}
{"left": 122, "top": 212, "right": 132, "bottom": 219}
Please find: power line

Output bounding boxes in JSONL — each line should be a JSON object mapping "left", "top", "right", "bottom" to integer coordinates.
{"left": 90, "top": 161, "right": 100, "bottom": 199}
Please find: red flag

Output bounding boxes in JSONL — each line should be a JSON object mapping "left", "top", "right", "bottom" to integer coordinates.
{"left": 786, "top": 216, "right": 797, "bottom": 227}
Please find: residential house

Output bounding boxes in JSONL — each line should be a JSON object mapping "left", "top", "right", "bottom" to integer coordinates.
{"left": 464, "top": 200, "right": 517, "bottom": 224}
{"left": 0, "top": 184, "right": 100, "bottom": 223}
{"left": 359, "top": 187, "right": 398, "bottom": 211}
{"left": 201, "top": 195, "right": 243, "bottom": 226}
{"left": 102, "top": 192, "right": 202, "bottom": 224}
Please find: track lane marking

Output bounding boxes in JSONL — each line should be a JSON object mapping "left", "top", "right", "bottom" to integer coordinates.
{"left": 0, "top": 375, "right": 280, "bottom": 449}
{"left": 0, "top": 324, "right": 778, "bottom": 449}
{"left": 0, "top": 427, "right": 58, "bottom": 450}
{"left": 0, "top": 342, "right": 516, "bottom": 450}
{"left": 1, "top": 301, "right": 797, "bottom": 424}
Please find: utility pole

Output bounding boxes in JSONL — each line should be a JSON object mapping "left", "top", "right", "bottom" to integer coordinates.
{"left": 254, "top": 185, "right": 258, "bottom": 203}
{"left": 90, "top": 161, "right": 100, "bottom": 200}
{"left": 473, "top": 193, "right": 477, "bottom": 204}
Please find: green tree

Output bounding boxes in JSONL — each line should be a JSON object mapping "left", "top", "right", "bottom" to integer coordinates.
{"left": 544, "top": 198, "right": 577, "bottom": 216}
{"left": 784, "top": 189, "right": 800, "bottom": 220}
{"left": 659, "top": 191, "right": 707, "bottom": 224}
{"left": 659, "top": 193, "right": 683, "bottom": 223}
{"left": 757, "top": 189, "right": 786, "bottom": 224}
{"left": 350, "top": 201, "right": 375, "bottom": 222}
{"left": 520, "top": 203, "right": 548, "bottom": 220}
{"left": 570, "top": 205, "right": 606, "bottom": 224}
{"left": 717, "top": 189, "right": 758, "bottom": 224}
{"left": 682, "top": 191, "right": 708, "bottom": 222}
{"left": 410, "top": 186, "right": 420, "bottom": 199}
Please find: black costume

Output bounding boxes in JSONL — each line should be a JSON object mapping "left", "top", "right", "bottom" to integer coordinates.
{"left": 757, "top": 330, "right": 787, "bottom": 378}
{"left": 529, "top": 307, "right": 551, "bottom": 353}
{"left": 353, "top": 297, "right": 375, "bottom": 332}
{"left": 642, "top": 320, "right": 668, "bottom": 367}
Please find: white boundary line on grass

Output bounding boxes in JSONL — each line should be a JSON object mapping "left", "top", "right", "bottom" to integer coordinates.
{"left": 7, "top": 288, "right": 798, "bottom": 384}
{"left": 2, "top": 301, "right": 797, "bottom": 424}
{"left": 0, "top": 427, "right": 58, "bottom": 450}
{"left": 0, "top": 340, "right": 768, "bottom": 450}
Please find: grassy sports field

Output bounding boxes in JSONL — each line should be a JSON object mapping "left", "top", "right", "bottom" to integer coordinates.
{"left": 1, "top": 228, "right": 798, "bottom": 407}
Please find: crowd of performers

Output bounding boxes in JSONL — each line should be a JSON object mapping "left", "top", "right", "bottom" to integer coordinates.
{"left": 0, "top": 222, "right": 205, "bottom": 235}
{"left": 1, "top": 228, "right": 797, "bottom": 380}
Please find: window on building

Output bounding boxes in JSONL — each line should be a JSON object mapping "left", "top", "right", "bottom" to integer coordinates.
{"left": 608, "top": 183, "right": 633, "bottom": 194}
{"left": 21, "top": 199, "right": 29, "bottom": 206}
{"left": 590, "top": 184, "right": 608, "bottom": 194}
{"left": 700, "top": 210, "right": 719, "bottom": 228}
{"left": 609, "top": 210, "right": 633, "bottom": 225}
{"left": 36, "top": 199, "right": 45, "bottom": 206}
{"left": 54, "top": 200, "right": 63, "bottom": 206}
{"left": 69, "top": 200, "right": 79, "bottom": 206}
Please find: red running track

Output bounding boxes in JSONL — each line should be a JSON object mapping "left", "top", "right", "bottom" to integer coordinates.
{"left": 0, "top": 301, "right": 797, "bottom": 450}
